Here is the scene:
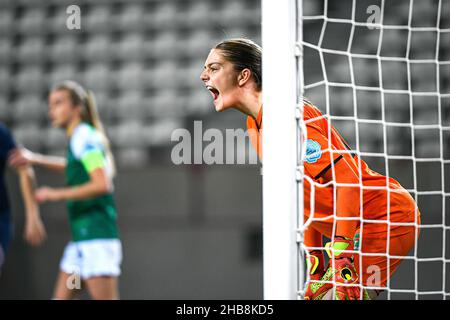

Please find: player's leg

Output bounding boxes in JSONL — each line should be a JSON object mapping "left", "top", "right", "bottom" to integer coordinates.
{"left": 84, "top": 276, "right": 119, "bottom": 300}
{"left": 78, "top": 239, "right": 122, "bottom": 300}
{"left": 53, "top": 270, "right": 82, "bottom": 300}
{"left": 357, "top": 217, "right": 419, "bottom": 298}
{"left": 54, "top": 241, "right": 83, "bottom": 299}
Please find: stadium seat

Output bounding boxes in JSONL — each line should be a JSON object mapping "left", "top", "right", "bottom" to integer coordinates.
{"left": 0, "top": 10, "right": 13, "bottom": 36}
{"left": 16, "top": 37, "right": 46, "bottom": 65}
{"left": 147, "top": 89, "right": 181, "bottom": 118}
{"left": 147, "top": 60, "right": 177, "bottom": 89}
{"left": 83, "top": 63, "right": 112, "bottom": 92}
{"left": 50, "top": 37, "right": 78, "bottom": 63}
{"left": 177, "top": 61, "right": 204, "bottom": 90}
{"left": 13, "top": 124, "right": 43, "bottom": 150}
{"left": 12, "top": 94, "right": 45, "bottom": 123}
{"left": 184, "top": 90, "right": 211, "bottom": 115}
{"left": 439, "top": 32, "right": 450, "bottom": 61}
{"left": 116, "top": 62, "right": 145, "bottom": 91}
{"left": 116, "top": 4, "right": 144, "bottom": 32}
{"left": 0, "top": 96, "right": 9, "bottom": 120}
{"left": 409, "top": 31, "right": 437, "bottom": 60}
{"left": 179, "top": 2, "right": 211, "bottom": 28}
{"left": 412, "top": 0, "right": 437, "bottom": 27}
{"left": 415, "top": 131, "right": 441, "bottom": 158}
{"left": 215, "top": 1, "right": 251, "bottom": 26}
{"left": 382, "top": 61, "right": 408, "bottom": 91}
{"left": 183, "top": 30, "right": 215, "bottom": 57}
{"left": 381, "top": 29, "right": 408, "bottom": 58}
{"left": 91, "top": 90, "right": 111, "bottom": 119}
{"left": 151, "top": 31, "right": 179, "bottom": 59}
{"left": 113, "top": 120, "right": 146, "bottom": 148}
{"left": 0, "top": 37, "right": 12, "bottom": 64}
{"left": 352, "top": 58, "right": 379, "bottom": 87}
{"left": 116, "top": 34, "right": 145, "bottom": 61}
{"left": 150, "top": 2, "right": 179, "bottom": 30}
{"left": 48, "top": 65, "right": 78, "bottom": 85}
{"left": 115, "top": 146, "right": 149, "bottom": 168}
{"left": 410, "top": 63, "right": 436, "bottom": 92}
{"left": 48, "top": 7, "right": 69, "bottom": 34}
{"left": 146, "top": 117, "right": 182, "bottom": 146}
{"left": 84, "top": 35, "right": 112, "bottom": 62}
{"left": 0, "top": 67, "right": 10, "bottom": 94}
{"left": 14, "top": 66, "right": 47, "bottom": 93}
{"left": 85, "top": 5, "right": 112, "bottom": 33}
{"left": 43, "top": 127, "right": 66, "bottom": 149}
{"left": 18, "top": 8, "right": 46, "bottom": 35}
{"left": 115, "top": 90, "right": 145, "bottom": 121}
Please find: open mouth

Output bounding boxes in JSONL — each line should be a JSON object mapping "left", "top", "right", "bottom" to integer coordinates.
{"left": 206, "top": 85, "right": 220, "bottom": 101}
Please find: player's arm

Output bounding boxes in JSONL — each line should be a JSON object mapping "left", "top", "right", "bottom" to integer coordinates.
{"left": 303, "top": 124, "right": 362, "bottom": 299}
{"left": 15, "top": 164, "right": 47, "bottom": 246}
{"left": 304, "top": 226, "right": 324, "bottom": 277}
{"left": 304, "top": 227, "right": 329, "bottom": 300}
{"left": 304, "top": 123, "right": 361, "bottom": 239}
{"left": 35, "top": 150, "right": 111, "bottom": 203}
{"left": 321, "top": 157, "right": 360, "bottom": 239}
{"left": 321, "top": 159, "right": 363, "bottom": 300}
{"left": 2, "top": 125, "right": 46, "bottom": 246}
{"left": 8, "top": 148, "right": 66, "bottom": 173}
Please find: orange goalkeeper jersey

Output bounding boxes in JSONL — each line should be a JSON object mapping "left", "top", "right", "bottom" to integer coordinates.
{"left": 247, "top": 101, "right": 419, "bottom": 239}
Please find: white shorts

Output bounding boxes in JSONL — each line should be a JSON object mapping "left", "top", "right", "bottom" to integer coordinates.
{"left": 60, "top": 239, "right": 122, "bottom": 280}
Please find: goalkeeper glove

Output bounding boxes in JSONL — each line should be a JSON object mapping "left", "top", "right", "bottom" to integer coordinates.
{"left": 323, "top": 236, "right": 363, "bottom": 300}
{"left": 304, "top": 250, "right": 330, "bottom": 300}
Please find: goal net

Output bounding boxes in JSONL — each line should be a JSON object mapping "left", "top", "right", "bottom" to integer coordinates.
{"left": 262, "top": 0, "right": 450, "bottom": 300}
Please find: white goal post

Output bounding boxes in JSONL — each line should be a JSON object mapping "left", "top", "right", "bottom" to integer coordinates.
{"left": 262, "top": 0, "right": 303, "bottom": 300}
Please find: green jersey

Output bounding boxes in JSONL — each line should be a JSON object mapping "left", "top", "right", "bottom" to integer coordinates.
{"left": 66, "top": 123, "right": 119, "bottom": 242}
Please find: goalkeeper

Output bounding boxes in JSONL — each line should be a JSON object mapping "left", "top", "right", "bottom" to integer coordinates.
{"left": 200, "top": 38, "right": 421, "bottom": 300}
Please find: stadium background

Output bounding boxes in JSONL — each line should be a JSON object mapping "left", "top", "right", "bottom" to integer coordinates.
{"left": 0, "top": 0, "right": 449, "bottom": 299}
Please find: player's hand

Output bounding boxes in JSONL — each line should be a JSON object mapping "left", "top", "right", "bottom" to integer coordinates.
{"left": 8, "top": 147, "right": 36, "bottom": 168}
{"left": 35, "top": 187, "right": 63, "bottom": 203}
{"left": 327, "top": 256, "right": 361, "bottom": 300}
{"left": 324, "top": 236, "right": 362, "bottom": 300}
{"left": 304, "top": 250, "right": 330, "bottom": 300}
{"left": 24, "top": 214, "right": 47, "bottom": 247}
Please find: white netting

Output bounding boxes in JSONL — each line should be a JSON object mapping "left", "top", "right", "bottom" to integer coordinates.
{"left": 296, "top": 0, "right": 450, "bottom": 299}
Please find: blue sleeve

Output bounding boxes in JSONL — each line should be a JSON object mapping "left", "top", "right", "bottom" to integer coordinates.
{"left": 0, "top": 124, "right": 17, "bottom": 159}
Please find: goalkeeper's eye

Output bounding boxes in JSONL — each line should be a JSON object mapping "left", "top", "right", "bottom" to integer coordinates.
{"left": 341, "top": 268, "right": 353, "bottom": 281}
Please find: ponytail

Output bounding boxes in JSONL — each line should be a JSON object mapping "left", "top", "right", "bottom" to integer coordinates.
{"left": 84, "top": 90, "right": 117, "bottom": 177}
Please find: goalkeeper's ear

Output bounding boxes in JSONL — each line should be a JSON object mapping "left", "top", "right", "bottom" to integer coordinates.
{"left": 237, "top": 68, "right": 252, "bottom": 87}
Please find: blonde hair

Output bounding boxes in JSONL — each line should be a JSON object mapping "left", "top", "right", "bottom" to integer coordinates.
{"left": 52, "top": 80, "right": 116, "bottom": 177}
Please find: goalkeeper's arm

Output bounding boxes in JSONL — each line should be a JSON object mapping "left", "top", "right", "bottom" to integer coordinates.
{"left": 321, "top": 156, "right": 363, "bottom": 300}
{"left": 304, "top": 227, "right": 327, "bottom": 300}
{"left": 322, "top": 156, "right": 361, "bottom": 240}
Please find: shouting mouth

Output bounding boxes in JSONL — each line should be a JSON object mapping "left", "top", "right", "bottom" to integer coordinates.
{"left": 206, "top": 85, "right": 220, "bottom": 101}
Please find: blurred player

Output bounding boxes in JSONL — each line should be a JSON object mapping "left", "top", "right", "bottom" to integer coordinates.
{"left": 0, "top": 123, "right": 46, "bottom": 273}
{"left": 9, "top": 81, "right": 121, "bottom": 300}
{"left": 200, "top": 38, "right": 421, "bottom": 300}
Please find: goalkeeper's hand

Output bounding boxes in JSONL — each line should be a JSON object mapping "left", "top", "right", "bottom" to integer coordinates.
{"left": 324, "top": 236, "right": 362, "bottom": 300}
{"left": 304, "top": 250, "right": 330, "bottom": 300}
